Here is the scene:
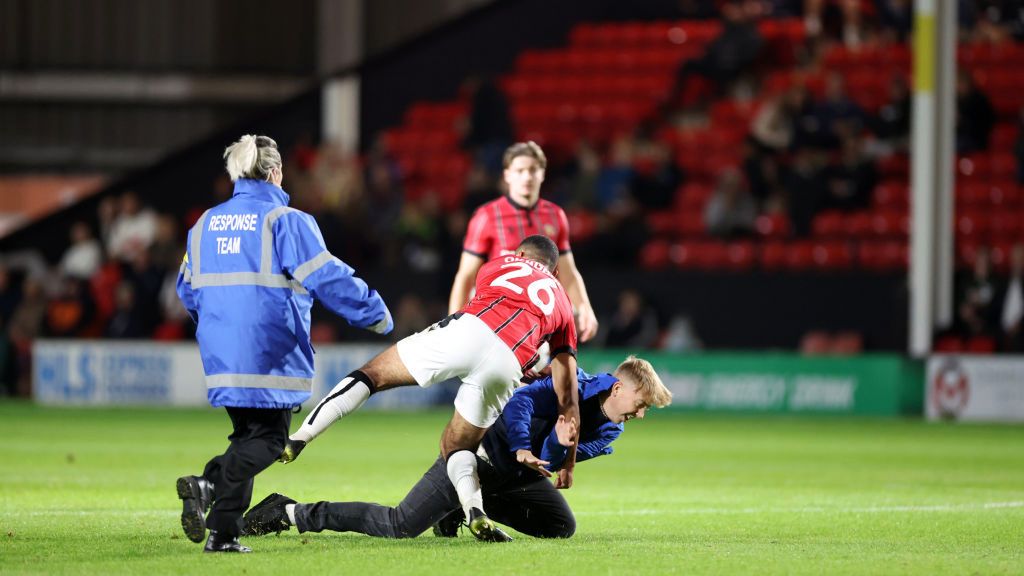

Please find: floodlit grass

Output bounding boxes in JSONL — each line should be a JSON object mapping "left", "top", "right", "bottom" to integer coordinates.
{"left": 1, "top": 401, "right": 1022, "bottom": 575}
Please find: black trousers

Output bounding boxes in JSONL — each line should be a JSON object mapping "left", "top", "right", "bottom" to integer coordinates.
{"left": 294, "top": 455, "right": 576, "bottom": 539}
{"left": 202, "top": 407, "right": 291, "bottom": 537}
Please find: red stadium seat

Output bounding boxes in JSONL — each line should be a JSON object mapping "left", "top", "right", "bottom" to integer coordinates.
{"left": 755, "top": 213, "right": 791, "bottom": 238}
{"left": 811, "top": 242, "right": 854, "bottom": 269}
{"left": 873, "top": 182, "right": 909, "bottom": 209}
{"left": 956, "top": 211, "right": 991, "bottom": 239}
{"left": 567, "top": 210, "right": 598, "bottom": 242}
{"left": 812, "top": 211, "right": 846, "bottom": 237}
{"left": 647, "top": 211, "right": 679, "bottom": 236}
{"left": 933, "top": 334, "right": 964, "bottom": 352}
{"left": 723, "top": 241, "right": 756, "bottom": 270}
{"left": 760, "top": 241, "right": 788, "bottom": 270}
{"left": 966, "top": 336, "right": 996, "bottom": 354}
{"left": 859, "top": 241, "right": 908, "bottom": 271}
{"left": 785, "top": 242, "right": 815, "bottom": 269}
{"left": 639, "top": 239, "right": 672, "bottom": 269}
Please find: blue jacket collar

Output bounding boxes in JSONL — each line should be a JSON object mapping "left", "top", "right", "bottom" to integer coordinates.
{"left": 232, "top": 178, "right": 290, "bottom": 206}
{"left": 580, "top": 370, "right": 619, "bottom": 401}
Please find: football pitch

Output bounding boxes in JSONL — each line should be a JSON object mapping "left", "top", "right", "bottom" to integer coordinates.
{"left": 1, "top": 402, "right": 1022, "bottom": 575}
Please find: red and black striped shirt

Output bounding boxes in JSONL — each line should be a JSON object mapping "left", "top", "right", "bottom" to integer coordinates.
{"left": 462, "top": 255, "right": 577, "bottom": 371}
{"left": 463, "top": 196, "right": 571, "bottom": 262}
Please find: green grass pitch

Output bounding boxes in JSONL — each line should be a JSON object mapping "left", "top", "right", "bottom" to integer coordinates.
{"left": 1, "top": 401, "right": 1022, "bottom": 575}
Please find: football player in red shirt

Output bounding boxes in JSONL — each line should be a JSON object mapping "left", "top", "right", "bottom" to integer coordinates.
{"left": 449, "top": 142, "right": 599, "bottom": 342}
{"left": 280, "top": 235, "right": 580, "bottom": 543}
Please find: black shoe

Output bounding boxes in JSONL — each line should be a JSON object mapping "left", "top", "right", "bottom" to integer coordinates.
{"left": 277, "top": 439, "right": 306, "bottom": 464}
{"left": 176, "top": 475, "right": 214, "bottom": 543}
{"left": 242, "top": 493, "right": 296, "bottom": 536}
{"left": 432, "top": 508, "right": 465, "bottom": 538}
{"left": 467, "top": 508, "right": 512, "bottom": 543}
{"left": 203, "top": 530, "right": 252, "bottom": 553}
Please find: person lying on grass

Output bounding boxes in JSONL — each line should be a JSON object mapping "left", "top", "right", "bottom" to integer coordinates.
{"left": 243, "top": 355, "right": 672, "bottom": 541}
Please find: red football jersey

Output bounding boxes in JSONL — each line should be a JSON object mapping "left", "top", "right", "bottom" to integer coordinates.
{"left": 462, "top": 255, "right": 577, "bottom": 371}
{"left": 463, "top": 196, "right": 572, "bottom": 261}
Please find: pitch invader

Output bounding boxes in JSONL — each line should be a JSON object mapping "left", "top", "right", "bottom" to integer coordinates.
{"left": 281, "top": 235, "right": 580, "bottom": 542}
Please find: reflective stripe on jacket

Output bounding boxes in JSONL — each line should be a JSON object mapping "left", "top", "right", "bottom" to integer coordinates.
{"left": 177, "top": 178, "right": 392, "bottom": 409}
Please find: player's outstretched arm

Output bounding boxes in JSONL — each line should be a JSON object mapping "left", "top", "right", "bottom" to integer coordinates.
{"left": 549, "top": 352, "right": 580, "bottom": 487}
{"left": 448, "top": 252, "right": 485, "bottom": 313}
{"left": 557, "top": 252, "right": 598, "bottom": 342}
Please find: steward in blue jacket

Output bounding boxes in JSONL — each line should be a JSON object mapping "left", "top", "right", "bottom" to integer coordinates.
{"left": 175, "top": 134, "right": 392, "bottom": 554}
{"left": 242, "top": 356, "right": 672, "bottom": 541}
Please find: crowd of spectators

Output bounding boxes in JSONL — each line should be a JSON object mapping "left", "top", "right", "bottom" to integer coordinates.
{"left": 3, "top": 0, "right": 1024, "bottom": 396}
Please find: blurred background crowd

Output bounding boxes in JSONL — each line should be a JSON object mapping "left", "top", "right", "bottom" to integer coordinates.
{"left": 2, "top": 0, "right": 1023, "bottom": 396}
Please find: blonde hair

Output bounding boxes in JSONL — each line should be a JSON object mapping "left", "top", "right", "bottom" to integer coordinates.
{"left": 614, "top": 355, "right": 672, "bottom": 408}
{"left": 503, "top": 141, "right": 547, "bottom": 170}
{"left": 224, "top": 134, "right": 282, "bottom": 182}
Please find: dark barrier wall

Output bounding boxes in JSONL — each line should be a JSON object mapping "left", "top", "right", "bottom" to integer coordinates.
{"left": 323, "top": 267, "right": 908, "bottom": 351}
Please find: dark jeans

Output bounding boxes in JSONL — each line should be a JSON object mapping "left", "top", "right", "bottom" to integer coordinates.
{"left": 294, "top": 455, "right": 576, "bottom": 539}
{"left": 203, "top": 407, "right": 291, "bottom": 537}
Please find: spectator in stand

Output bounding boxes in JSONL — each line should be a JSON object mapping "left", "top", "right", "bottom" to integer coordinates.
{"left": 785, "top": 147, "right": 826, "bottom": 237}
{"left": 595, "top": 136, "right": 636, "bottom": 211}
{"left": 364, "top": 139, "right": 404, "bottom": 261}
{"left": 665, "top": 0, "right": 763, "bottom": 109}
{"left": 601, "top": 289, "right": 660, "bottom": 349}
{"left": 462, "top": 76, "right": 513, "bottom": 176}
{"left": 869, "top": 75, "right": 912, "bottom": 154}
{"left": 125, "top": 247, "right": 165, "bottom": 336}
{"left": 44, "top": 277, "right": 94, "bottom": 338}
{"left": 786, "top": 83, "right": 823, "bottom": 152}
{"left": 149, "top": 214, "right": 182, "bottom": 272}
{"left": 0, "top": 265, "right": 19, "bottom": 396}
{"left": 815, "top": 73, "right": 865, "bottom": 150}
{"left": 960, "top": 0, "right": 1024, "bottom": 42}
{"left": 7, "top": 276, "right": 46, "bottom": 397}
{"left": 106, "top": 191, "right": 158, "bottom": 263}
{"left": 956, "top": 247, "right": 999, "bottom": 338}
{"left": 705, "top": 167, "right": 758, "bottom": 238}
{"left": 0, "top": 265, "right": 18, "bottom": 334}
{"left": 58, "top": 222, "right": 103, "bottom": 281}
{"left": 564, "top": 140, "right": 602, "bottom": 211}
{"left": 740, "top": 137, "right": 784, "bottom": 208}
{"left": 312, "top": 142, "right": 365, "bottom": 215}
{"left": 804, "top": 0, "right": 867, "bottom": 47}
{"left": 877, "top": 0, "right": 913, "bottom": 42}
{"left": 105, "top": 281, "right": 145, "bottom": 339}
{"left": 824, "top": 136, "right": 877, "bottom": 211}
{"left": 390, "top": 293, "right": 433, "bottom": 341}
{"left": 1000, "top": 243, "right": 1024, "bottom": 352}
{"left": 630, "top": 138, "right": 682, "bottom": 212}
{"left": 1013, "top": 107, "right": 1024, "bottom": 185}
{"left": 395, "top": 194, "right": 446, "bottom": 273}
{"left": 956, "top": 69, "right": 995, "bottom": 154}
{"left": 751, "top": 85, "right": 813, "bottom": 154}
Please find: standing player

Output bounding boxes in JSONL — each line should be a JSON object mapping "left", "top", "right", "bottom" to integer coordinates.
{"left": 174, "top": 134, "right": 393, "bottom": 553}
{"left": 242, "top": 357, "right": 672, "bottom": 541}
{"left": 280, "top": 235, "right": 580, "bottom": 542}
{"left": 449, "top": 141, "right": 599, "bottom": 342}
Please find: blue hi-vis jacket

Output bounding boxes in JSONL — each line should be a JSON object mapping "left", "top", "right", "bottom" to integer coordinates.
{"left": 176, "top": 178, "right": 393, "bottom": 409}
{"left": 481, "top": 368, "right": 623, "bottom": 481}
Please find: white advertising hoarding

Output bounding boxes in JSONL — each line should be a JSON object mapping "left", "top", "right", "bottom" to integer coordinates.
{"left": 33, "top": 340, "right": 455, "bottom": 409}
{"left": 926, "top": 355, "right": 1024, "bottom": 422}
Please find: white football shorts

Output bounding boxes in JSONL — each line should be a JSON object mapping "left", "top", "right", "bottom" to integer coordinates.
{"left": 396, "top": 312, "right": 521, "bottom": 428}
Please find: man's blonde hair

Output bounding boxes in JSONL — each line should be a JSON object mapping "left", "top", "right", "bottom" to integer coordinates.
{"left": 613, "top": 355, "right": 672, "bottom": 408}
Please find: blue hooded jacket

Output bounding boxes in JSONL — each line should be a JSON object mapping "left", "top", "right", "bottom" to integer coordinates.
{"left": 177, "top": 178, "right": 392, "bottom": 409}
{"left": 481, "top": 367, "right": 623, "bottom": 481}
